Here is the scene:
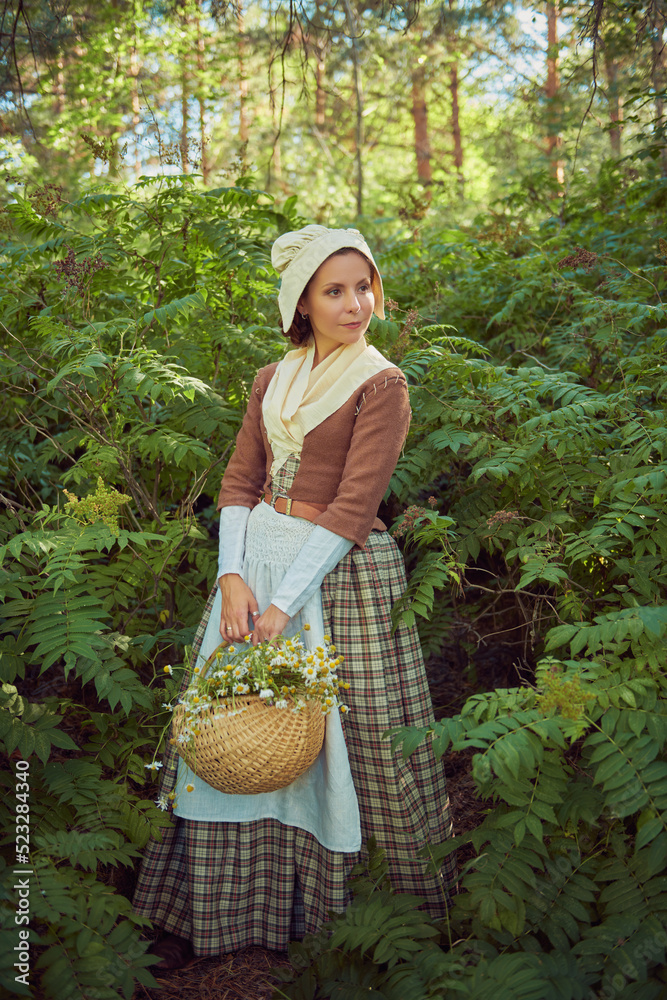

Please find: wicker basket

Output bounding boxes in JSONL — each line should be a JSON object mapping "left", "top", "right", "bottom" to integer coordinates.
{"left": 172, "top": 696, "right": 326, "bottom": 795}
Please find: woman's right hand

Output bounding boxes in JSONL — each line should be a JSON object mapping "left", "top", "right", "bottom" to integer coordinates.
{"left": 218, "top": 574, "right": 260, "bottom": 642}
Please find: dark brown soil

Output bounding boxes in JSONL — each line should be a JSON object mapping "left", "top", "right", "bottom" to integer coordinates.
{"left": 135, "top": 947, "right": 292, "bottom": 1000}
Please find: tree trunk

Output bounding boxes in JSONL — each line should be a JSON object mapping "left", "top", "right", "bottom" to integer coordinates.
{"left": 272, "top": 133, "right": 283, "bottom": 186}
{"left": 180, "top": 1, "right": 190, "bottom": 173}
{"left": 181, "top": 60, "right": 189, "bottom": 172}
{"left": 449, "top": 59, "right": 464, "bottom": 197}
{"left": 651, "top": 1, "right": 667, "bottom": 177}
{"left": 106, "top": 0, "right": 122, "bottom": 174}
{"left": 315, "top": 41, "right": 326, "bottom": 128}
{"left": 343, "top": 0, "right": 363, "bottom": 216}
{"left": 603, "top": 50, "right": 622, "bottom": 157}
{"left": 268, "top": 96, "right": 284, "bottom": 192}
{"left": 130, "top": 4, "right": 142, "bottom": 176}
{"left": 238, "top": 2, "right": 249, "bottom": 144}
{"left": 545, "top": 0, "right": 564, "bottom": 188}
{"left": 411, "top": 62, "right": 432, "bottom": 190}
{"left": 53, "top": 56, "right": 65, "bottom": 117}
{"left": 195, "top": 0, "right": 209, "bottom": 183}
{"left": 446, "top": 0, "right": 464, "bottom": 198}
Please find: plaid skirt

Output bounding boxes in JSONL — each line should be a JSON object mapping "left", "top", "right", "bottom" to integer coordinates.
{"left": 132, "top": 530, "right": 456, "bottom": 954}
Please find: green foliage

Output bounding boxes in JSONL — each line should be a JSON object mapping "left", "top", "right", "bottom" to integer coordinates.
{"left": 1, "top": 160, "right": 666, "bottom": 997}
{"left": 272, "top": 174, "right": 667, "bottom": 995}
{"left": 0, "top": 175, "right": 293, "bottom": 998}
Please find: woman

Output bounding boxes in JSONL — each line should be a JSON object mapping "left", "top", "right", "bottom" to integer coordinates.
{"left": 133, "top": 225, "right": 456, "bottom": 969}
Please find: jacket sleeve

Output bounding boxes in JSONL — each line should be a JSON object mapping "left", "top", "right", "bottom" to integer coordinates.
{"left": 216, "top": 371, "right": 268, "bottom": 510}
{"left": 314, "top": 374, "right": 411, "bottom": 547}
{"left": 217, "top": 506, "right": 251, "bottom": 578}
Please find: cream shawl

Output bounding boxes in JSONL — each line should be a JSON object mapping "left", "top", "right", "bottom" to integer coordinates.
{"left": 262, "top": 338, "right": 395, "bottom": 476}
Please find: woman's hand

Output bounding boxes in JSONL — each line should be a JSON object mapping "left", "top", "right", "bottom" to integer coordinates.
{"left": 219, "top": 574, "right": 259, "bottom": 642}
{"left": 251, "top": 604, "right": 290, "bottom": 646}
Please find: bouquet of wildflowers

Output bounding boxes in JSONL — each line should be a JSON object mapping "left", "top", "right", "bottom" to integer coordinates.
{"left": 156, "top": 628, "right": 350, "bottom": 796}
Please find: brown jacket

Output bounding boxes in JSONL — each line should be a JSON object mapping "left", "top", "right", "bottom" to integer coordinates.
{"left": 217, "top": 361, "right": 411, "bottom": 548}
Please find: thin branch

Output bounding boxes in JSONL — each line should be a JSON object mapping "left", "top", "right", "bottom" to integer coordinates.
{"left": 568, "top": 0, "right": 605, "bottom": 189}
{"left": 2, "top": 0, "right": 38, "bottom": 136}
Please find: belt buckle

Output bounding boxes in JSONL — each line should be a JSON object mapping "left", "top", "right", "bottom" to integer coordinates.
{"left": 284, "top": 497, "right": 293, "bottom": 516}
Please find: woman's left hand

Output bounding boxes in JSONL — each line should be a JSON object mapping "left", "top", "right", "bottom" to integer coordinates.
{"left": 251, "top": 604, "right": 290, "bottom": 646}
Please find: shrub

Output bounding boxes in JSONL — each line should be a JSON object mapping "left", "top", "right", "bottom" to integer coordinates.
{"left": 273, "top": 173, "right": 667, "bottom": 998}
{"left": 0, "top": 175, "right": 295, "bottom": 998}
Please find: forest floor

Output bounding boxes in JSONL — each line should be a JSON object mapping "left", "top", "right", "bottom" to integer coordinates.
{"left": 132, "top": 646, "right": 508, "bottom": 1000}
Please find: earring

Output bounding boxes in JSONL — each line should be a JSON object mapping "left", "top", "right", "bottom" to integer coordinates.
{"left": 301, "top": 312, "right": 308, "bottom": 319}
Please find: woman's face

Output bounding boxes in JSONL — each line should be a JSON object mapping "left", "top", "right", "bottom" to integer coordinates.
{"left": 299, "top": 251, "right": 374, "bottom": 364}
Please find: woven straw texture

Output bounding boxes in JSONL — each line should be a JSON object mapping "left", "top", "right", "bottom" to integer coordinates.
{"left": 172, "top": 697, "right": 325, "bottom": 795}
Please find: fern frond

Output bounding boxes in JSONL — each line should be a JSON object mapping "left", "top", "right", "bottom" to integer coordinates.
{"left": 584, "top": 713, "right": 667, "bottom": 823}
{"left": 0, "top": 684, "right": 78, "bottom": 762}
{"left": 27, "top": 586, "right": 110, "bottom": 672}
{"left": 32, "top": 830, "right": 140, "bottom": 872}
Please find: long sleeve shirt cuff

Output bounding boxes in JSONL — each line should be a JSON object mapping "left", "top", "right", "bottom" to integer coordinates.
{"left": 217, "top": 506, "right": 251, "bottom": 580}
{"left": 270, "top": 525, "right": 354, "bottom": 619}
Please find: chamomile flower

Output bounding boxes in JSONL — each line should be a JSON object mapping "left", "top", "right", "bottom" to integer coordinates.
{"left": 145, "top": 761, "right": 163, "bottom": 771}
{"left": 167, "top": 627, "right": 350, "bottom": 767}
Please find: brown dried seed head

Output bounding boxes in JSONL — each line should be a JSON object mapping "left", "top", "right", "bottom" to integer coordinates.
{"left": 557, "top": 246, "right": 599, "bottom": 271}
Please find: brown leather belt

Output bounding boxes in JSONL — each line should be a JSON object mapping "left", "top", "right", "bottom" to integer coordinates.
{"left": 263, "top": 489, "right": 327, "bottom": 524}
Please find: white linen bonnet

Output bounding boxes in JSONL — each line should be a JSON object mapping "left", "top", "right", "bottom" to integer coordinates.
{"left": 271, "top": 224, "right": 385, "bottom": 332}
